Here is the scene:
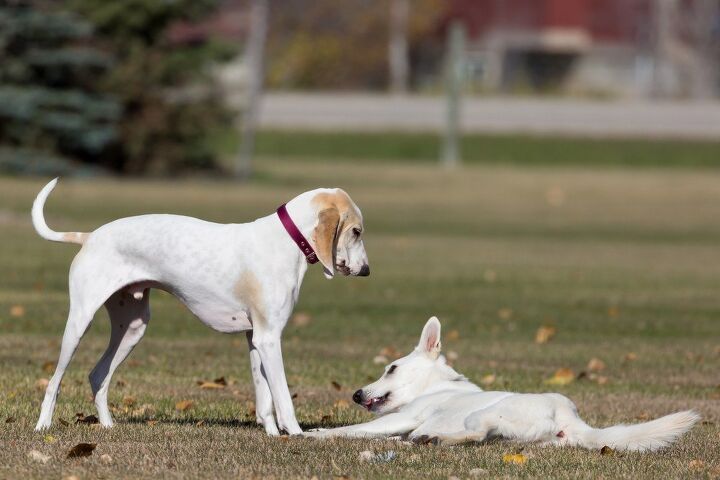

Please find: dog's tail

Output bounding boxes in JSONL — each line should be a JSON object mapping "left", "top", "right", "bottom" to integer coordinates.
{"left": 32, "top": 178, "right": 87, "bottom": 245}
{"left": 575, "top": 410, "right": 700, "bottom": 452}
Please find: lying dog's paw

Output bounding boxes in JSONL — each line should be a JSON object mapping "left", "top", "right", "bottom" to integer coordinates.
{"left": 301, "top": 428, "right": 329, "bottom": 438}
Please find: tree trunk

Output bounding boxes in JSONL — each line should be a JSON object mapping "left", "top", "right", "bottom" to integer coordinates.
{"left": 388, "top": 0, "right": 410, "bottom": 94}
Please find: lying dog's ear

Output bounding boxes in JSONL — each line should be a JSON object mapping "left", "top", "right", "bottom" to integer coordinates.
{"left": 418, "top": 316, "right": 442, "bottom": 359}
{"left": 313, "top": 207, "right": 340, "bottom": 279}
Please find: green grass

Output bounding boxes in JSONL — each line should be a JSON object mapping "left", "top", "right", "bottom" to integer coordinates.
{"left": 254, "top": 130, "right": 720, "bottom": 168}
{"left": 1, "top": 158, "right": 719, "bottom": 478}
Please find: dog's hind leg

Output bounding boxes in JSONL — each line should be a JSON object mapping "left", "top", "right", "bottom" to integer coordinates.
{"left": 89, "top": 289, "right": 150, "bottom": 427}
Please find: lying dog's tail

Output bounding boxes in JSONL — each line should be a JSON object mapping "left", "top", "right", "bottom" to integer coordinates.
{"left": 575, "top": 410, "right": 699, "bottom": 452}
{"left": 32, "top": 178, "right": 87, "bottom": 245}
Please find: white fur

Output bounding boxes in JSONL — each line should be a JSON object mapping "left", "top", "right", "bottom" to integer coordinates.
{"left": 32, "top": 178, "right": 369, "bottom": 435}
{"left": 306, "top": 317, "right": 700, "bottom": 452}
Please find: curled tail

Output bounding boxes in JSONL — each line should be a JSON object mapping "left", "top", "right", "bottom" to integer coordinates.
{"left": 32, "top": 178, "right": 87, "bottom": 245}
{"left": 576, "top": 410, "right": 700, "bottom": 452}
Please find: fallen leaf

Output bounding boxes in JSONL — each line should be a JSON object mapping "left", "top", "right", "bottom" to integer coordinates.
{"left": 175, "top": 400, "right": 194, "bottom": 411}
{"left": 5, "top": 417, "right": 15, "bottom": 423}
{"left": 291, "top": 312, "right": 312, "bottom": 327}
{"left": 587, "top": 358, "right": 606, "bottom": 372}
{"left": 331, "top": 381, "right": 342, "bottom": 391}
{"left": 600, "top": 446, "right": 614, "bottom": 456}
{"left": 624, "top": 352, "right": 638, "bottom": 363}
{"left": 379, "top": 346, "right": 400, "bottom": 359}
{"left": 58, "top": 418, "right": 69, "bottom": 427}
{"left": 67, "top": 443, "right": 96, "bottom": 458}
{"left": 28, "top": 450, "right": 51, "bottom": 464}
{"left": 480, "top": 374, "right": 496, "bottom": 386}
{"left": 446, "top": 329, "right": 460, "bottom": 341}
{"left": 608, "top": 306, "right": 619, "bottom": 318}
{"left": 213, "top": 376, "right": 227, "bottom": 386}
{"left": 35, "top": 378, "right": 49, "bottom": 390}
{"left": 41, "top": 361, "right": 55, "bottom": 374}
{"left": 502, "top": 453, "right": 527, "bottom": 465}
{"left": 146, "top": 420, "right": 158, "bottom": 426}
{"left": 373, "top": 355, "right": 388, "bottom": 365}
{"left": 535, "top": 326, "right": 556, "bottom": 344}
{"left": 122, "top": 395, "right": 136, "bottom": 407}
{"left": 446, "top": 350, "right": 459, "bottom": 362}
{"left": 44, "top": 434, "right": 56, "bottom": 443}
{"left": 689, "top": 459, "right": 705, "bottom": 471}
{"left": 9, "top": 305, "right": 25, "bottom": 317}
{"left": 497, "top": 308, "right": 513, "bottom": 320}
{"left": 334, "top": 399, "right": 349, "bottom": 410}
{"left": 195, "top": 420, "right": 205, "bottom": 427}
{"left": 199, "top": 381, "right": 225, "bottom": 390}
{"left": 544, "top": 368, "right": 575, "bottom": 386}
{"left": 76, "top": 414, "right": 99, "bottom": 425}
{"left": 116, "top": 379, "right": 127, "bottom": 388}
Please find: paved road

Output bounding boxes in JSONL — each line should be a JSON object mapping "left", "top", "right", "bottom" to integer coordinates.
{"left": 258, "top": 93, "right": 720, "bottom": 139}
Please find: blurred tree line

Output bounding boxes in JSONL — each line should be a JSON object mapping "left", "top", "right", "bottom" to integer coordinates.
{"left": 267, "top": 0, "right": 444, "bottom": 90}
{"left": 0, "top": 0, "right": 235, "bottom": 176}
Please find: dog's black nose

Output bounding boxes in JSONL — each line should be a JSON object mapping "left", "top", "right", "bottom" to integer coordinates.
{"left": 352, "top": 389, "right": 363, "bottom": 404}
{"left": 358, "top": 264, "right": 370, "bottom": 276}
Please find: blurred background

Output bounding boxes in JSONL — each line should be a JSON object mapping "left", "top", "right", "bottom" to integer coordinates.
{"left": 1, "top": 0, "right": 719, "bottom": 176}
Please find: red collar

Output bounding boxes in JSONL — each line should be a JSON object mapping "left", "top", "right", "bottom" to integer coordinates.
{"left": 276, "top": 203, "right": 318, "bottom": 264}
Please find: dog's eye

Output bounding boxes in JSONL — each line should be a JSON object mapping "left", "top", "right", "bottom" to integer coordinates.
{"left": 387, "top": 365, "right": 397, "bottom": 375}
{"left": 353, "top": 227, "right": 362, "bottom": 237}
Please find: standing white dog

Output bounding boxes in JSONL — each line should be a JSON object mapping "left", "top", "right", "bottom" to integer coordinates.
{"left": 306, "top": 317, "right": 699, "bottom": 451}
{"left": 32, "top": 179, "right": 369, "bottom": 435}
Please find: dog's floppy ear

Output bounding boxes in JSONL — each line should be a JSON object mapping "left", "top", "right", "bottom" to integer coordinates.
{"left": 418, "top": 316, "right": 442, "bottom": 359}
{"left": 313, "top": 206, "right": 340, "bottom": 279}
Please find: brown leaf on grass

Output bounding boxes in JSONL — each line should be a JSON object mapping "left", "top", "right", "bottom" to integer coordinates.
{"left": 334, "top": 399, "right": 349, "bottom": 410}
{"left": 689, "top": 459, "right": 705, "bottom": 471}
{"left": 291, "top": 312, "right": 312, "bottom": 327}
{"left": 122, "top": 395, "right": 136, "bottom": 407}
{"left": 544, "top": 368, "right": 575, "bottom": 386}
{"left": 116, "top": 379, "right": 126, "bottom": 388}
{"left": 446, "top": 329, "right": 460, "bottom": 341}
{"left": 9, "top": 305, "right": 25, "bottom": 317}
{"left": 75, "top": 413, "right": 99, "bottom": 424}
{"left": 600, "top": 446, "right": 614, "bottom": 456}
{"left": 43, "top": 434, "right": 56, "bottom": 443}
{"left": 331, "top": 381, "right": 342, "bottom": 391}
{"left": 480, "top": 374, "right": 496, "bottom": 386}
{"left": 199, "top": 381, "right": 225, "bottom": 390}
{"left": 379, "top": 346, "right": 400, "bottom": 359}
{"left": 41, "top": 361, "right": 55, "bottom": 374}
{"left": 291, "top": 393, "right": 298, "bottom": 400}
{"left": 497, "top": 308, "right": 513, "bottom": 320}
{"left": 5, "top": 417, "right": 15, "bottom": 423}
{"left": 67, "top": 443, "right": 96, "bottom": 458}
{"left": 195, "top": 420, "right": 205, "bottom": 427}
{"left": 213, "top": 376, "right": 227, "bottom": 386}
{"left": 623, "top": 352, "right": 638, "bottom": 363}
{"left": 58, "top": 418, "right": 69, "bottom": 427}
{"left": 146, "top": 420, "right": 158, "bottom": 426}
{"left": 535, "top": 326, "right": 556, "bottom": 344}
{"left": 502, "top": 453, "right": 527, "bottom": 465}
{"left": 175, "top": 400, "right": 193, "bottom": 411}
{"left": 35, "top": 378, "right": 49, "bottom": 390}
{"left": 607, "top": 306, "right": 619, "bottom": 318}
{"left": 587, "top": 358, "right": 606, "bottom": 372}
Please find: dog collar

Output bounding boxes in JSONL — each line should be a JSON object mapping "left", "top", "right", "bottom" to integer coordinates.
{"left": 276, "top": 203, "right": 318, "bottom": 264}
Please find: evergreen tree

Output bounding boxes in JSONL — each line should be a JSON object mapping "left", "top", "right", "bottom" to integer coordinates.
{"left": 0, "top": 1, "right": 120, "bottom": 175}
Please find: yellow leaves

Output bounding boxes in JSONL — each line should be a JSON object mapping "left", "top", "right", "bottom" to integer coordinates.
{"left": 607, "top": 306, "right": 620, "bottom": 318}
{"left": 175, "top": 400, "right": 194, "bottom": 412}
{"left": 35, "top": 378, "right": 49, "bottom": 390}
{"left": 379, "top": 346, "right": 400, "bottom": 359}
{"left": 446, "top": 329, "right": 460, "bottom": 341}
{"left": 544, "top": 368, "right": 575, "bottom": 386}
{"left": 502, "top": 453, "right": 527, "bottom": 465}
{"left": 600, "top": 445, "right": 614, "bottom": 456}
{"left": 122, "top": 395, "right": 136, "bottom": 407}
{"left": 535, "top": 326, "right": 556, "bottom": 344}
{"left": 333, "top": 399, "right": 349, "bottom": 410}
{"left": 41, "top": 361, "right": 55, "bottom": 374}
{"left": 9, "top": 304, "right": 25, "bottom": 317}
{"left": 497, "top": 308, "right": 513, "bottom": 320}
{"left": 623, "top": 352, "right": 638, "bottom": 363}
{"left": 197, "top": 376, "right": 227, "bottom": 389}
{"left": 43, "top": 434, "right": 56, "bottom": 444}
{"left": 331, "top": 381, "right": 342, "bottom": 391}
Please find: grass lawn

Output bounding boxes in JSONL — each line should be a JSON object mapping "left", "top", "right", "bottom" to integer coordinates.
{"left": 0, "top": 157, "right": 719, "bottom": 479}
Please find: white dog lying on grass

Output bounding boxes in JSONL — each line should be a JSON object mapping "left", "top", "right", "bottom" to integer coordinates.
{"left": 305, "top": 317, "right": 699, "bottom": 451}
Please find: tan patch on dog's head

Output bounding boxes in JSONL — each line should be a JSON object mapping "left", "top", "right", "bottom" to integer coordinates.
{"left": 311, "top": 189, "right": 363, "bottom": 277}
{"left": 234, "top": 271, "right": 265, "bottom": 327}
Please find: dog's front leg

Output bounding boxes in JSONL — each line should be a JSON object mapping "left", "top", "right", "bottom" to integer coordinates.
{"left": 304, "top": 412, "right": 419, "bottom": 439}
{"left": 252, "top": 329, "right": 302, "bottom": 435}
{"left": 246, "top": 332, "right": 280, "bottom": 435}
